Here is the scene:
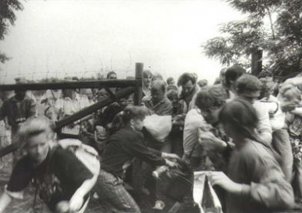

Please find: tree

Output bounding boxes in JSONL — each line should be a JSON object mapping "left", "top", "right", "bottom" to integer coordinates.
{"left": 203, "top": 0, "right": 302, "bottom": 79}
{"left": 0, "top": 0, "right": 23, "bottom": 63}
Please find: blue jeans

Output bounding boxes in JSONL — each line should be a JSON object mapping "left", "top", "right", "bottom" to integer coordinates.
{"left": 95, "top": 170, "right": 141, "bottom": 213}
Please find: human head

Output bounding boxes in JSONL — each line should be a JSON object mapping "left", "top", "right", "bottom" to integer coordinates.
{"left": 177, "top": 73, "right": 197, "bottom": 96}
{"left": 152, "top": 72, "right": 164, "bottom": 81}
{"left": 167, "top": 89, "right": 179, "bottom": 106}
{"left": 122, "top": 106, "right": 148, "bottom": 131}
{"left": 258, "top": 70, "right": 273, "bottom": 82}
{"left": 236, "top": 74, "right": 262, "bottom": 104}
{"left": 62, "top": 89, "right": 76, "bottom": 100}
{"left": 279, "top": 84, "right": 301, "bottom": 105}
{"left": 167, "top": 84, "right": 178, "bottom": 92}
{"left": 224, "top": 65, "right": 246, "bottom": 90}
{"left": 18, "top": 116, "right": 54, "bottom": 164}
{"left": 80, "top": 88, "right": 93, "bottom": 100}
{"left": 151, "top": 80, "right": 166, "bottom": 105}
{"left": 219, "top": 99, "right": 259, "bottom": 142}
{"left": 143, "top": 70, "right": 153, "bottom": 89}
{"left": 197, "top": 79, "right": 208, "bottom": 88}
{"left": 107, "top": 71, "right": 117, "bottom": 80}
{"left": 195, "top": 86, "right": 227, "bottom": 124}
{"left": 166, "top": 77, "right": 175, "bottom": 86}
{"left": 14, "top": 77, "right": 27, "bottom": 100}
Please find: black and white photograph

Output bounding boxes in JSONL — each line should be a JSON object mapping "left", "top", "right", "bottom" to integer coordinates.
{"left": 0, "top": 0, "right": 302, "bottom": 212}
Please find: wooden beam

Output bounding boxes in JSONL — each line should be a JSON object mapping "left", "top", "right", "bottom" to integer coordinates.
{"left": 0, "top": 79, "right": 141, "bottom": 91}
{"left": 55, "top": 87, "right": 135, "bottom": 130}
{"left": 134, "top": 63, "right": 143, "bottom": 105}
{"left": 0, "top": 87, "right": 135, "bottom": 158}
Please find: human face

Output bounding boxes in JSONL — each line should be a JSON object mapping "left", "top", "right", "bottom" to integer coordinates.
{"left": 239, "top": 90, "right": 260, "bottom": 104}
{"left": 151, "top": 87, "right": 165, "bottom": 104}
{"left": 15, "top": 90, "right": 26, "bottom": 100}
{"left": 108, "top": 73, "right": 117, "bottom": 80}
{"left": 26, "top": 133, "right": 50, "bottom": 165}
{"left": 131, "top": 118, "right": 144, "bottom": 131}
{"left": 182, "top": 80, "right": 195, "bottom": 96}
{"left": 143, "top": 75, "right": 152, "bottom": 88}
{"left": 202, "top": 107, "right": 221, "bottom": 124}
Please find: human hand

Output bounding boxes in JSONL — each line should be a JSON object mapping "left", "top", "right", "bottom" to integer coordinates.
{"left": 281, "top": 103, "right": 296, "bottom": 112}
{"left": 162, "top": 152, "right": 180, "bottom": 160}
{"left": 199, "top": 131, "right": 227, "bottom": 152}
{"left": 68, "top": 195, "right": 84, "bottom": 212}
{"left": 209, "top": 172, "right": 243, "bottom": 194}
{"left": 165, "top": 159, "right": 178, "bottom": 168}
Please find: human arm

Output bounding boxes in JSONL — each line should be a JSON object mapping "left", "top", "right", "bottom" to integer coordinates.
{"left": 27, "top": 98, "right": 37, "bottom": 117}
{"left": 68, "top": 175, "right": 97, "bottom": 212}
{"left": 198, "top": 127, "right": 227, "bottom": 152}
{"left": 211, "top": 150, "right": 294, "bottom": 209}
{"left": 254, "top": 102, "right": 273, "bottom": 145}
{"left": 0, "top": 192, "right": 12, "bottom": 213}
{"left": 53, "top": 148, "right": 96, "bottom": 212}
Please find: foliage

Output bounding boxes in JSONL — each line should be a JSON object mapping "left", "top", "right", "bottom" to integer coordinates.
{"left": 0, "top": 0, "right": 23, "bottom": 63}
{"left": 203, "top": 0, "right": 302, "bottom": 78}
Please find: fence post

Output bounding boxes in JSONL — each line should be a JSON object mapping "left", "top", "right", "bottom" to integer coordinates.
{"left": 134, "top": 63, "right": 143, "bottom": 105}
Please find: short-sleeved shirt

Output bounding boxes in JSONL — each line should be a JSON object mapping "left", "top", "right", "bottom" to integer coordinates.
{"left": 6, "top": 146, "right": 93, "bottom": 211}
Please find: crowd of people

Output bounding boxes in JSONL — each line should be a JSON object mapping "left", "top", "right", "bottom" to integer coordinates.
{"left": 0, "top": 66, "right": 301, "bottom": 212}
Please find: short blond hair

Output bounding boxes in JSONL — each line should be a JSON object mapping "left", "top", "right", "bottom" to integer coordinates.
{"left": 18, "top": 116, "right": 55, "bottom": 148}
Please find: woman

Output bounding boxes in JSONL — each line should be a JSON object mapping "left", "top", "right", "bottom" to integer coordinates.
{"left": 0, "top": 117, "right": 96, "bottom": 213}
{"left": 279, "top": 84, "right": 302, "bottom": 202}
{"left": 95, "top": 106, "right": 179, "bottom": 213}
{"left": 142, "top": 70, "right": 153, "bottom": 100}
{"left": 210, "top": 99, "right": 294, "bottom": 213}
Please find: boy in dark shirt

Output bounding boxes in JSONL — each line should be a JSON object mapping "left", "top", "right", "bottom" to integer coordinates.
{"left": 0, "top": 117, "right": 96, "bottom": 213}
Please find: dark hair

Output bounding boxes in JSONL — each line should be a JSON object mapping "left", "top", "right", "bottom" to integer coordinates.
{"left": 197, "top": 79, "right": 208, "bottom": 88}
{"left": 167, "top": 85, "right": 178, "bottom": 92}
{"left": 166, "top": 89, "right": 178, "bottom": 101}
{"left": 177, "top": 73, "right": 196, "bottom": 87}
{"left": 110, "top": 106, "right": 148, "bottom": 133}
{"left": 258, "top": 70, "right": 273, "bottom": 79}
{"left": 195, "top": 86, "right": 227, "bottom": 111}
{"left": 219, "top": 99, "right": 259, "bottom": 140}
{"left": 236, "top": 74, "right": 262, "bottom": 94}
{"left": 107, "top": 71, "right": 117, "bottom": 79}
{"left": 224, "top": 65, "right": 246, "bottom": 88}
{"left": 166, "top": 77, "right": 174, "bottom": 84}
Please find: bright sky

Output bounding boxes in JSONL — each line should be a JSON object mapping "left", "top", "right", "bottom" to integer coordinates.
{"left": 0, "top": 0, "right": 245, "bottom": 84}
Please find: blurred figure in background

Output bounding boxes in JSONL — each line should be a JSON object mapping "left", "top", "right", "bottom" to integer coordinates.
{"left": 177, "top": 73, "right": 200, "bottom": 113}
{"left": 142, "top": 70, "right": 153, "bottom": 100}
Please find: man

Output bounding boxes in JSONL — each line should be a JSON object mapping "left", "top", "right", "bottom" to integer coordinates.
{"left": 0, "top": 79, "right": 36, "bottom": 137}
{"left": 177, "top": 73, "right": 200, "bottom": 112}
{"left": 236, "top": 74, "right": 273, "bottom": 144}
{"left": 106, "top": 71, "right": 117, "bottom": 80}
{"left": 143, "top": 80, "right": 172, "bottom": 116}
{"left": 0, "top": 117, "right": 96, "bottom": 213}
{"left": 183, "top": 86, "right": 228, "bottom": 171}
{"left": 224, "top": 64, "right": 246, "bottom": 99}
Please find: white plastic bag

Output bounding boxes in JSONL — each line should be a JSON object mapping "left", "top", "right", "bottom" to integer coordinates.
{"left": 144, "top": 114, "right": 172, "bottom": 142}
